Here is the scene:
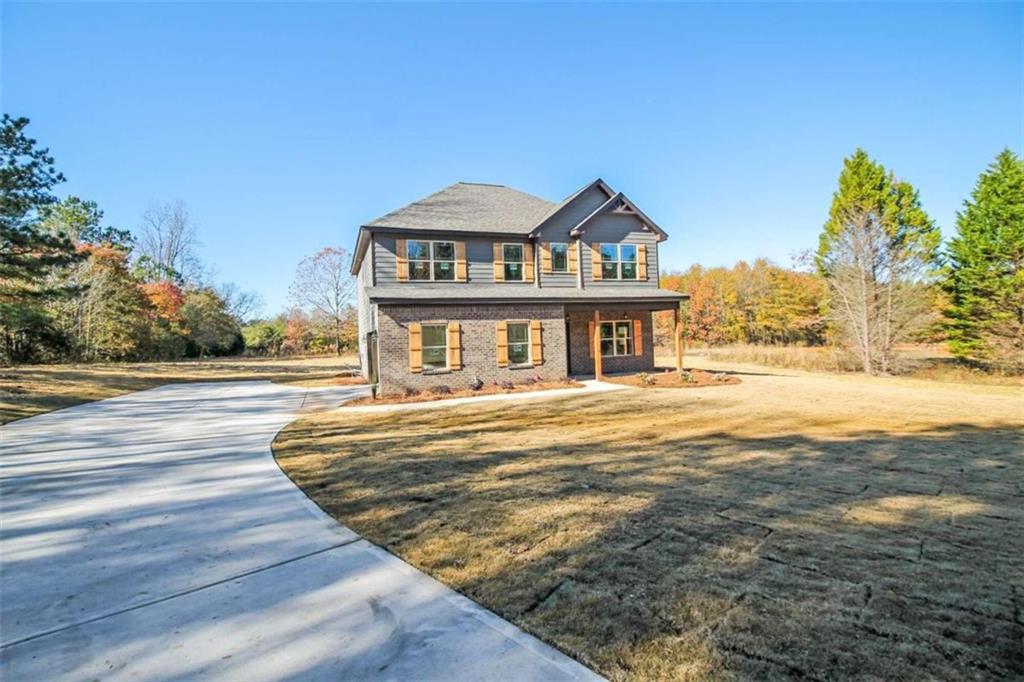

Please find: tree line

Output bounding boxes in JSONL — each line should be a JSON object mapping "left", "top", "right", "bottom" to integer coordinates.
{"left": 1, "top": 115, "right": 358, "bottom": 365}
{"left": 661, "top": 148, "right": 1023, "bottom": 375}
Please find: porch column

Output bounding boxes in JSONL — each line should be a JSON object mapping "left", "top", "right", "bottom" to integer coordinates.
{"left": 674, "top": 307, "right": 684, "bottom": 371}
{"left": 593, "top": 309, "right": 603, "bottom": 380}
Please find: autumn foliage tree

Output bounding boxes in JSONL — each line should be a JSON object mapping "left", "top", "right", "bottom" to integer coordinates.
{"left": 660, "top": 259, "right": 824, "bottom": 347}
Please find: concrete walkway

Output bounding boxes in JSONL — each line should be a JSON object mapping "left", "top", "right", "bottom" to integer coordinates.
{"left": 0, "top": 381, "right": 600, "bottom": 681}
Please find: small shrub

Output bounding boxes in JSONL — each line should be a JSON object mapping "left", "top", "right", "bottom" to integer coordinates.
{"left": 712, "top": 372, "right": 730, "bottom": 382}
{"left": 678, "top": 370, "right": 696, "bottom": 384}
{"left": 637, "top": 372, "right": 656, "bottom": 386}
{"left": 429, "top": 385, "right": 452, "bottom": 396}
{"left": 469, "top": 377, "right": 484, "bottom": 391}
{"left": 499, "top": 380, "right": 515, "bottom": 390}
{"left": 403, "top": 386, "right": 420, "bottom": 398}
{"left": 522, "top": 375, "right": 538, "bottom": 385}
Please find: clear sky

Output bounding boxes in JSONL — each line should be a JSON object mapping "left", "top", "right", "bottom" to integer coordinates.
{"left": 3, "top": 2, "right": 1020, "bottom": 315}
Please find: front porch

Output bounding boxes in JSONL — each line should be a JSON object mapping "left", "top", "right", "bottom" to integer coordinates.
{"left": 564, "top": 303, "right": 684, "bottom": 379}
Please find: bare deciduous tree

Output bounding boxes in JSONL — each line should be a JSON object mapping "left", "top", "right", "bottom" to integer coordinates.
{"left": 216, "top": 281, "right": 264, "bottom": 324}
{"left": 138, "top": 200, "right": 202, "bottom": 283}
{"left": 288, "top": 246, "right": 357, "bottom": 355}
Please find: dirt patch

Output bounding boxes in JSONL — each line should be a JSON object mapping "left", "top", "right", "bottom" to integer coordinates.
{"left": 345, "top": 379, "right": 584, "bottom": 406}
{"left": 605, "top": 368, "right": 740, "bottom": 389}
{"left": 275, "top": 364, "right": 1023, "bottom": 681}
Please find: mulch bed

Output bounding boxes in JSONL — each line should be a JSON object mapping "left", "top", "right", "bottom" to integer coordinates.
{"left": 605, "top": 367, "right": 741, "bottom": 388}
{"left": 345, "top": 379, "right": 584, "bottom": 406}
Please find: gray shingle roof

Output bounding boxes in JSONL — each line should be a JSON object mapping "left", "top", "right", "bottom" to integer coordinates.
{"left": 365, "top": 182, "right": 556, "bottom": 234}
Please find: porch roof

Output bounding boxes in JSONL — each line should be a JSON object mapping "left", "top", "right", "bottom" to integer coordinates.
{"left": 366, "top": 285, "right": 687, "bottom": 309}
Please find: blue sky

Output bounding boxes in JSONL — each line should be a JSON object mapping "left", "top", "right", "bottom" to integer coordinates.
{"left": 4, "top": 2, "right": 1020, "bottom": 315}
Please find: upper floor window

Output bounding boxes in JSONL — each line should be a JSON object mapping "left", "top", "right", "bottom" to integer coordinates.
{"left": 599, "top": 243, "right": 638, "bottom": 280}
{"left": 550, "top": 243, "right": 568, "bottom": 272}
{"left": 408, "top": 240, "right": 455, "bottom": 281}
{"left": 503, "top": 244, "right": 524, "bottom": 281}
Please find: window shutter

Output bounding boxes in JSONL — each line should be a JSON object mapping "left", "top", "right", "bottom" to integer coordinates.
{"left": 638, "top": 244, "right": 648, "bottom": 280}
{"left": 493, "top": 242, "right": 504, "bottom": 282}
{"left": 568, "top": 242, "right": 578, "bottom": 274}
{"left": 524, "top": 242, "right": 535, "bottom": 282}
{"left": 496, "top": 321, "right": 509, "bottom": 367}
{"left": 455, "top": 242, "right": 468, "bottom": 282}
{"left": 591, "top": 243, "right": 602, "bottom": 280}
{"left": 530, "top": 320, "right": 543, "bottom": 365}
{"left": 396, "top": 239, "right": 409, "bottom": 282}
{"left": 588, "top": 320, "right": 595, "bottom": 358}
{"left": 448, "top": 321, "right": 462, "bottom": 370}
{"left": 408, "top": 322, "right": 422, "bottom": 373}
{"left": 633, "top": 318, "right": 643, "bottom": 356}
{"left": 541, "top": 243, "right": 552, "bottom": 274}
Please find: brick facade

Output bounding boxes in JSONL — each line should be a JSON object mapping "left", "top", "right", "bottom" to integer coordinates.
{"left": 376, "top": 304, "right": 569, "bottom": 395}
{"left": 374, "top": 304, "right": 657, "bottom": 395}
{"left": 566, "top": 309, "right": 655, "bottom": 375}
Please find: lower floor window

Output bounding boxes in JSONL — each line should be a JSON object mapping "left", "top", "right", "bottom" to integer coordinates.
{"left": 507, "top": 322, "right": 531, "bottom": 365}
{"left": 421, "top": 323, "right": 448, "bottom": 371}
{"left": 599, "top": 320, "right": 633, "bottom": 357}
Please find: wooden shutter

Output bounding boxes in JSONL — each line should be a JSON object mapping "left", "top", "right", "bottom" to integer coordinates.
{"left": 591, "top": 243, "right": 602, "bottom": 280}
{"left": 447, "top": 321, "right": 462, "bottom": 370}
{"left": 408, "top": 322, "right": 422, "bottom": 373}
{"left": 493, "top": 242, "right": 504, "bottom": 281}
{"left": 530, "top": 320, "right": 543, "bottom": 365}
{"left": 633, "top": 318, "right": 643, "bottom": 356}
{"left": 541, "top": 243, "right": 552, "bottom": 273}
{"left": 568, "top": 242, "right": 578, "bottom": 274}
{"left": 496, "top": 321, "right": 509, "bottom": 367}
{"left": 638, "top": 244, "right": 648, "bottom": 280}
{"left": 588, "top": 320, "right": 596, "bottom": 358}
{"left": 455, "top": 242, "right": 468, "bottom": 282}
{"left": 396, "top": 239, "right": 409, "bottom": 282}
{"left": 524, "top": 242, "right": 535, "bottom": 282}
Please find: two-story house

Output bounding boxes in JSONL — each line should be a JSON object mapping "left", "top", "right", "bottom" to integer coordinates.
{"left": 351, "top": 178, "right": 687, "bottom": 395}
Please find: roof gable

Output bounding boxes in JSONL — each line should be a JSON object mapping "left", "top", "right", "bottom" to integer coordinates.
{"left": 569, "top": 192, "right": 668, "bottom": 241}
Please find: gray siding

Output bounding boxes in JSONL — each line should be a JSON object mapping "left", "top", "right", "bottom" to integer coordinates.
{"left": 581, "top": 214, "right": 660, "bottom": 288}
{"left": 373, "top": 231, "right": 534, "bottom": 288}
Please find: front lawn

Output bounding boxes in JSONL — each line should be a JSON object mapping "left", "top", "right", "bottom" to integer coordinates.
{"left": 274, "top": 367, "right": 1023, "bottom": 680}
{"left": 0, "top": 355, "right": 359, "bottom": 424}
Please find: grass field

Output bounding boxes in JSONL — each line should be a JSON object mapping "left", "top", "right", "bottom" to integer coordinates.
{"left": 0, "top": 354, "right": 359, "bottom": 424}
{"left": 275, "top": 361, "right": 1023, "bottom": 680}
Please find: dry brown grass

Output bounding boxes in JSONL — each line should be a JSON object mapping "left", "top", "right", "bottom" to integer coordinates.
{"left": 275, "top": 363, "right": 1024, "bottom": 680}
{"left": 695, "top": 343, "right": 1022, "bottom": 387}
{"left": 0, "top": 354, "right": 360, "bottom": 424}
{"left": 345, "top": 379, "right": 583, "bottom": 406}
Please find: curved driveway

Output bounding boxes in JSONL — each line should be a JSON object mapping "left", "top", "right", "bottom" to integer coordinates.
{"left": 0, "top": 381, "right": 599, "bottom": 681}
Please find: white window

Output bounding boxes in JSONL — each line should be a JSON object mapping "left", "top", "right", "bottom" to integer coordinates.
{"left": 599, "top": 320, "right": 633, "bottom": 357}
{"left": 550, "top": 243, "right": 568, "bottom": 272}
{"left": 599, "top": 244, "right": 638, "bottom": 280}
{"left": 507, "top": 322, "right": 531, "bottom": 366}
{"left": 503, "top": 244, "right": 524, "bottom": 281}
{"left": 421, "top": 323, "right": 448, "bottom": 371}
{"left": 408, "top": 240, "right": 456, "bottom": 281}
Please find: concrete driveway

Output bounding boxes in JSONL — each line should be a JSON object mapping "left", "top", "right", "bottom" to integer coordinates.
{"left": 0, "top": 381, "right": 599, "bottom": 681}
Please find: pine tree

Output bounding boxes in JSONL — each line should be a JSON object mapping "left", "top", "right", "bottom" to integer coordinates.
{"left": 817, "top": 149, "right": 941, "bottom": 374}
{"left": 945, "top": 149, "right": 1024, "bottom": 371}
{"left": 0, "top": 115, "right": 85, "bottom": 362}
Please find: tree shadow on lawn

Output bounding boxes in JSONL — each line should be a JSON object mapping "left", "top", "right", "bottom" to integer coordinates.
{"left": 276, "top": 401, "right": 1024, "bottom": 681}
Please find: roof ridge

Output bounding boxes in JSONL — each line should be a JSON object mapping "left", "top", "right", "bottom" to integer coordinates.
{"left": 456, "top": 181, "right": 506, "bottom": 187}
